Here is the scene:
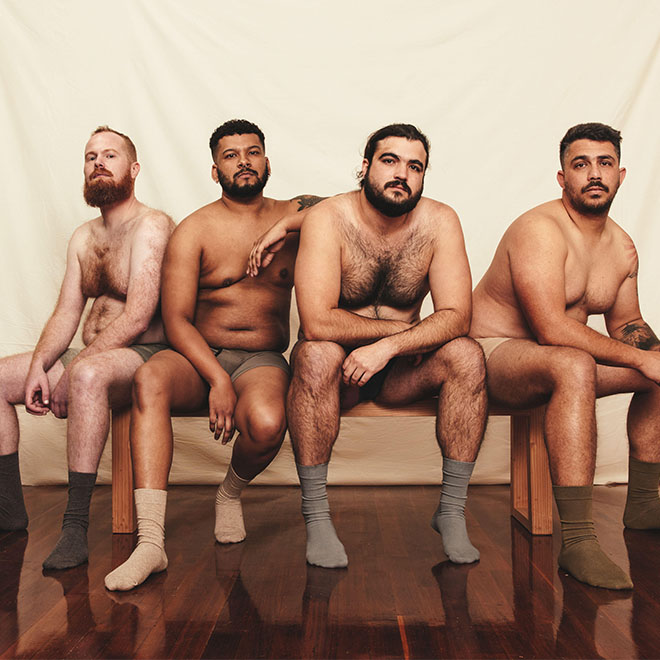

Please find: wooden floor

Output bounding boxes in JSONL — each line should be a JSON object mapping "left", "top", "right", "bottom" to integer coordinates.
{"left": 1, "top": 484, "right": 660, "bottom": 659}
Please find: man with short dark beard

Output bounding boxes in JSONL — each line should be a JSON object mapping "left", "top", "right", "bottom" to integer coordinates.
{"left": 0, "top": 126, "right": 174, "bottom": 571}
{"left": 104, "top": 119, "right": 324, "bottom": 591}
{"left": 275, "top": 123, "right": 487, "bottom": 569}
{"left": 471, "top": 122, "right": 660, "bottom": 590}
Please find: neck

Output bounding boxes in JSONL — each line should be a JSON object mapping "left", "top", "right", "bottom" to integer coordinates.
{"left": 357, "top": 190, "right": 410, "bottom": 234}
{"left": 561, "top": 194, "right": 609, "bottom": 236}
{"left": 220, "top": 192, "right": 267, "bottom": 215}
{"left": 100, "top": 193, "right": 142, "bottom": 228}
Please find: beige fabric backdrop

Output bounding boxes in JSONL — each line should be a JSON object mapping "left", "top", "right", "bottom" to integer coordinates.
{"left": 2, "top": 1, "right": 659, "bottom": 485}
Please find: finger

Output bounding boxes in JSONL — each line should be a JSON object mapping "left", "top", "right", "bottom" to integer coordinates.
{"left": 221, "top": 416, "right": 234, "bottom": 445}
{"left": 261, "top": 251, "right": 275, "bottom": 269}
{"left": 209, "top": 413, "right": 217, "bottom": 435}
{"left": 41, "top": 381, "right": 50, "bottom": 406}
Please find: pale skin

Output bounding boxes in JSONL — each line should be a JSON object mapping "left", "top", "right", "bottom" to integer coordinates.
{"left": 130, "top": 133, "right": 321, "bottom": 488}
{"left": 288, "top": 136, "right": 487, "bottom": 467}
{"left": 0, "top": 131, "right": 173, "bottom": 473}
{"left": 471, "top": 138, "right": 660, "bottom": 486}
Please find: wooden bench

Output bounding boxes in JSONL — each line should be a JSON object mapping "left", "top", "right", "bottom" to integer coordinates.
{"left": 111, "top": 401, "right": 552, "bottom": 535}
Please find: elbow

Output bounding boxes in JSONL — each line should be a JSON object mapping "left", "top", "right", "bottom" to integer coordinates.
{"left": 299, "top": 318, "right": 329, "bottom": 342}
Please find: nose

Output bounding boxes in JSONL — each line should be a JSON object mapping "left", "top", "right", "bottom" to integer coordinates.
{"left": 587, "top": 163, "right": 601, "bottom": 179}
{"left": 393, "top": 162, "right": 408, "bottom": 180}
{"left": 238, "top": 152, "right": 251, "bottom": 168}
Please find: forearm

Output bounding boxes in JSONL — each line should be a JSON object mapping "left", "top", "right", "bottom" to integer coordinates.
{"left": 374, "top": 309, "right": 469, "bottom": 359}
{"left": 616, "top": 319, "right": 660, "bottom": 352}
{"left": 166, "top": 319, "right": 230, "bottom": 387}
{"left": 300, "top": 308, "right": 410, "bottom": 347}
{"left": 538, "top": 317, "right": 647, "bottom": 370}
{"left": 31, "top": 312, "right": 81, "bottom": 371}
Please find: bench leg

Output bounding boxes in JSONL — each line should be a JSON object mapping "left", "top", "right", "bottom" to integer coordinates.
{"left": 111, "top": 408, "right": 136, "bottom": 533}
{"left": 510, "top": 407, "right": 553, "bottom": 535}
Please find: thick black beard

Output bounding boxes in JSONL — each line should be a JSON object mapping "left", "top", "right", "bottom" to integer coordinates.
{"left": 84, "top": 171, "right": 133, "bottom": 208}
{"left": 362, "top": 174, "right": 422, "bottom": 218}
{"left": 566, "top": 184, "right": 617, "bottom": 216}
{"left": 217, "top": 168, "right": 270, "bottom": 198}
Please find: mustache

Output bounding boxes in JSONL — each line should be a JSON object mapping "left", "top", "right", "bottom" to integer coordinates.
{"left": 235, "top": 167, "right": 258, "bottom": 179}
{"left": 582, "top": 182, "right": 609, "bottom": 193}
{"left": 91, "top": 168, "right": 113, "bottom": 179}
{"left": 384, "top": 180, "right": 411, "bottom": 194}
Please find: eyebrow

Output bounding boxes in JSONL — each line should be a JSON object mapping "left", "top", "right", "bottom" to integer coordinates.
{"left": 379, "top": 152, "right": 425, "bottom": 169}
{"left": 85, "top": 148, "right": 120, "bottom": 157}
{"left": 222, "top": 144, "right": 262, "bottom": 155}
{"left": 571, "top": 154, "right": 615, "bottom": 164}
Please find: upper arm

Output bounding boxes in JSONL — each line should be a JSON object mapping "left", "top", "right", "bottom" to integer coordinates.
{"left": 507, "top": 218, "right": 569, "bottom": 342}
{"left": 605, "top": 240, "right": 643, "bottom": 338}
{"left": 427, "top": 205, "right": 472, "bottom": 324}
{"left": 125, "top": 213, "right": 174, "bottom": 321}
{"left": 161, "top": 219, "right": 203, "bottom": 328}
{"left": 53, "top": 227, "right": 87, "bottom": 318}
{"left": 294, "top": 208, "right": 342, "bottom": 334}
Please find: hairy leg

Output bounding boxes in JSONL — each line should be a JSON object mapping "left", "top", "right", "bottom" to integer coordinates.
{"left": 214, "top": 367, "right": 288, "bottom": 544}
{"left": 104, "top": 351, "right": 207, "bottom": 591}
{"left": 0, "top": 352, "right": 64, "bottom": 530}
{"left": 596, "top": 364, "right": 660, "bottom": 530}
{"left": 486, "top": 340, "right": 631, "bottom": 589}
{"left": 44, "top": 349, "right": 145, "bottom": 570}
{"left": 287, "top": 340, "right": 347, "bottom": 568}
{"left": 378, "top": 337, "right": 487, "bottom": 563}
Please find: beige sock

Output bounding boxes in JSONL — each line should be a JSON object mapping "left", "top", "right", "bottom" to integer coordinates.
{"left": 104, "top": 489, "right": 168, "bottom": 591}
{"left": 554, "top": 485, "right": 632, "bottom": 590}
{"left": 214, "top": 465, "right": 249, "bottom": 543}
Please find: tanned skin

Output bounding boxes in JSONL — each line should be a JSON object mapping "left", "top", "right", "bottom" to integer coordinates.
{"left": 471, "top": 138, "right": 660, "bottom": 486}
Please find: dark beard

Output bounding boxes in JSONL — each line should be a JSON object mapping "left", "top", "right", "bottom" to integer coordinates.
{"left": 84, "top": 171, "right": 133, "bottom": 208}
{"left": 217, "top": 167, "right": 269, "bottom": 198}
{"left": 566, "top": 182, "right": 617, "bottom": 216}
{"left": 362, "top": 171, "right": 422, "bottom": 218}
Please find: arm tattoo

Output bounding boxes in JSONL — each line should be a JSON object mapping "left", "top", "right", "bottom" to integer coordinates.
{"left": 291, "top": 194, "right": 326, "bottom": 212}
{"left": 620, "top": 322, "right": 660, "bottom": 350}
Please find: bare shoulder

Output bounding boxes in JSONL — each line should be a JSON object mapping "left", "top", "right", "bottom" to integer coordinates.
{"left": 504, "top": 200, "right": 567, "bottom": 252}
{"left": 301, "top": 193, "right": 347, "bottom": 231}
{"left": 133, "top": 207, "right": 175, "bottom": 238}
{"left": 608, "top": 218, "right": 639, "bottom": 275}
{"left": 413, "top": 197, "right": 462, "bottom": 231}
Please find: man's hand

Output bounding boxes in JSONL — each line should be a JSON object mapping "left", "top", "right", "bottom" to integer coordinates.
{"left": 208, "top": 381, "right": 238, "bottom": 444}
{"left": 342, "top": 341, "right": 393, "bottom": 387}
{"left": 24, "top": 367, "right": 51, "bottom": 416}
{"left": 247, "top": 223, "right": 287, "bottom": 277}
{"left": 49, "top": 369, "right": 70, "bottom": 419}
{"left": 637, "top": 351, "right": 660, "bottom": 384}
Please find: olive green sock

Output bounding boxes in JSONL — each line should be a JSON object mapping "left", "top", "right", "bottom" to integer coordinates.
{"left": 623, "top": 456, "right": 660, "bottom": 530}
{"left": 554, "top": 485, "right": 632, "bottom": 590}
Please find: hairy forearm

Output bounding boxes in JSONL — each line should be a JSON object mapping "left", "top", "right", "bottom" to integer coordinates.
{"left": 165, "top": 318, "right": 229, "bottom": 387}
{"left": 300, "top": 308, "right": 410, "bottom": 347}
{"left": 32, "top": 310, "right": 82, "bottom": 371}
{"left": 376, "top": 309, "right": 469, "bottom": 358}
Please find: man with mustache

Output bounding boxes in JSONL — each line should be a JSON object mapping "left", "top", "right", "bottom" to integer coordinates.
{"left": 283, "top": 123, "right": 487, "bottom": 568}
{"left": 471, "top": 122, "right": 660, "bottom": 590}
{"left": 0, "top": 127, "right": 174, "bottom": 571}
{"left": 105, "top": 119, "right": 323, "bottom": 591}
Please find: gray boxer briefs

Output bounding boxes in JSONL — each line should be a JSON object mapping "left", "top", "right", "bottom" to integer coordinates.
{"left": 58, "top": 343, "right": 169, "bottom": 367}
{"left": 210, "top": 347, "right": 290, "bottom": 382}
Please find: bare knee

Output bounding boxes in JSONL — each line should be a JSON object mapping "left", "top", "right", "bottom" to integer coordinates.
{"left": 243, "top": 405, "right": 286, "bottom": 454}
{"left": 435, "top": 337, "right": 486, "bottom": 389}
{"left": 291, "top": 341, "right": 345, "bottom": 389}
{"left": 132, "top": 362, "right": 172, "bottom": 410}
{"left": 69, "top": 357, "right": 110, "bottom": 397}
{"left": 547, "top": 347, "right": 596, "bottom": 391}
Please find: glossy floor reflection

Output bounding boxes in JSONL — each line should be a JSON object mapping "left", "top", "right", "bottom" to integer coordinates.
{"left": 1, "top": 484, "right": 657, "bottom": 658}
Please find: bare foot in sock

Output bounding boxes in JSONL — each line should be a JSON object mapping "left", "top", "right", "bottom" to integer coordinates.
{"left": 431, "top": 514, "right": 480, "bottom": 564}
{"left": 42, "top": 527, "right": 88, "bottom": 570}
{"left": 558, "top": 540, "right": 633, "bottom": 590}
{"left": 214, "top": 497, "right": 246, "bottom": 543}
{"left": 105, "top": 543, "right": 168, "bottom": 591}
{"left": 306, "top": 519, "right": 348, "bottom": 568}
{"left": 0, "top": 496, "right": 28, "bottom": 531}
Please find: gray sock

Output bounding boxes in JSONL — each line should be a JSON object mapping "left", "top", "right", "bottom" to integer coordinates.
{"left": 297, "top": 463, "right": 347, "bottom": 568}
{"left": 43, "top": 471, "right": 96, "bottom": 570}
{"left": 431, "top": 457, "right": 480, "bottom": 563}
{"left": 0, "top": 452, "right": 28, "bottom": 530}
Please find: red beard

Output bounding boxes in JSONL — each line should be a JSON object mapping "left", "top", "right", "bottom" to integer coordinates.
{"left": 84, "top": 170, "right": 133, "bottom": 208}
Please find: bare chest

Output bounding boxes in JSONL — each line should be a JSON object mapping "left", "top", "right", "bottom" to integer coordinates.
{"left": 339, "top": 229, "right": 431, "bottom": 310}
{"left": 564, "top": 250, "right": 625, "bottom": 315}
{"left": 79, "top": 233, "right": 131, "bottom": 299}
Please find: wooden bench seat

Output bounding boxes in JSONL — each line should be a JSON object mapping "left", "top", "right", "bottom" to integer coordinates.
{"left": 111, "top": 401, "right": 552, "bottom": 535}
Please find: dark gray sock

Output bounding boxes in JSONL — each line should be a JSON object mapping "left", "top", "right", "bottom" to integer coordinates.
{"left": 43, "top": 471, "right": 96, "bottom": 570}
{"left": 297, "top": 463, "right": 347, "bottom": 568}
{"left": 431, "top": 457, "right": 480, "bottom": 563}
{"left": 0, "top": 452, "right": 28, "bottom": 530}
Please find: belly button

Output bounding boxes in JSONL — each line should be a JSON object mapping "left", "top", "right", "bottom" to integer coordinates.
{"left": 279, "top": 268, "right": 288, "bottom": 279}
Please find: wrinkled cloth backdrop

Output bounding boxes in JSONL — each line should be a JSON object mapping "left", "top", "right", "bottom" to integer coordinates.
{"left": 2, "top": 0, "right": 659, "bottom": 485}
